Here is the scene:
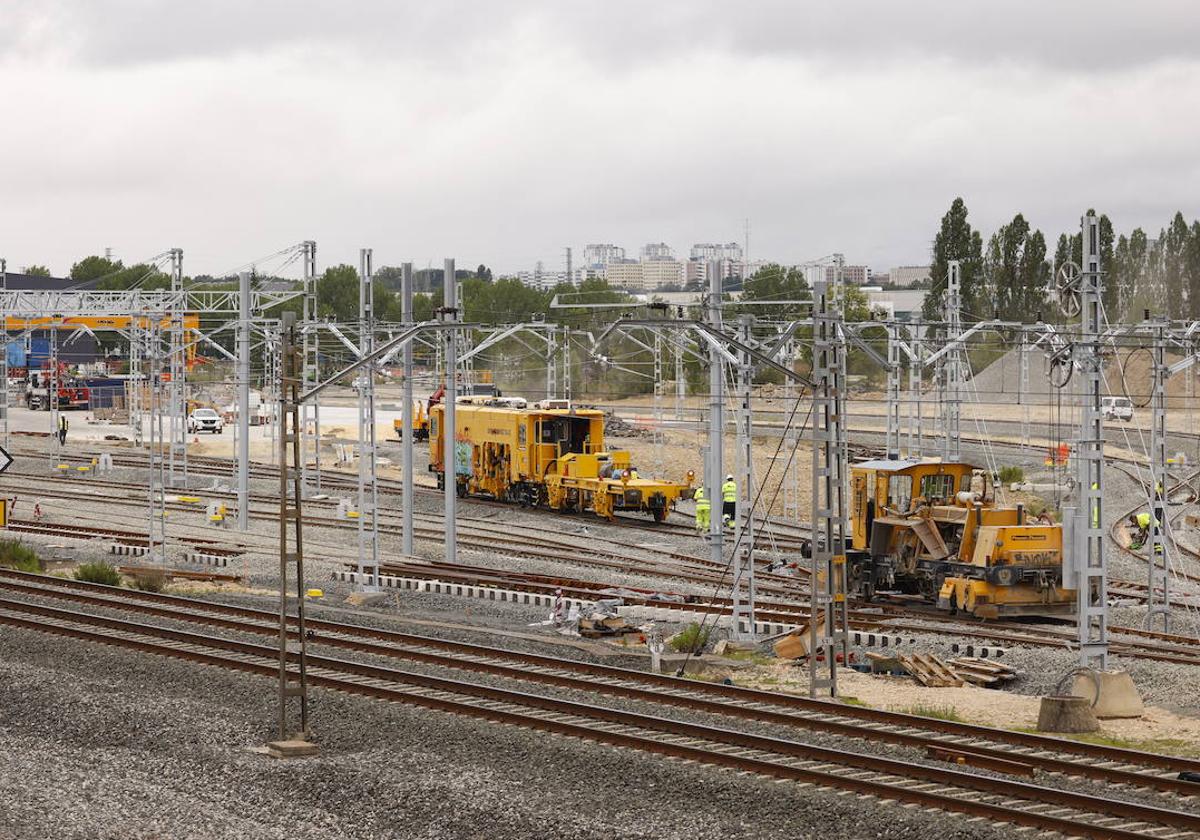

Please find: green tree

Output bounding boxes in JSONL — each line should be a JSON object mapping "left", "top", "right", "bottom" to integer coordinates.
{"left": 738, "top": 263, "right": 810, "bottom": 319}
{"left": 922, "top": 198, "right": 985, "bottom": 321}
{"left": 70, "top": 255, "right": 123, "bottom": 283}
{"left": 1187, "top": 221, "right": 1200, "bottom": 319}
{"left": 316, "top": 264, "right": 400, "bottom": 322}
{"left": 22, "top": 264, "right": 51, "bottom": 277}
{"left": 985, "top": 213, "right": 1049, "bottom": 322}
{"left": 1160, "top": 212, "right": 1190, "bottom": 318}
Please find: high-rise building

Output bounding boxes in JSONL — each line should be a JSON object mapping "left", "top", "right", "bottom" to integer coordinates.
{"left": 583, "top": 244, "right": 625, "bottom": 268}
{"left": 642, "top": 258, "right": 684, "bottom": 289}
{"left": 640, "top": 242, "right": 674, "bottom": 261}
{"left": 689, "top": 242, "right": 744, "bottom": 263}
{"left": 604, "top": 261, "right": 644, "bottom": 291}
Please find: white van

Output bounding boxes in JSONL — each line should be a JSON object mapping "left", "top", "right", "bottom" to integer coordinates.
{"left": 1102, "top": 396, "right": 1134, "bottom": 422}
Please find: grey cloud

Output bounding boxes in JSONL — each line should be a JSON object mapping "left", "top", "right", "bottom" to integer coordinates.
{"left": 7, "top": 1, "right": 1200, "bottom": 72}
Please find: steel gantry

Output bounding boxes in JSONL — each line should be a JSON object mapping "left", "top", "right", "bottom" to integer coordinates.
{"left": 940, "top": 260, "right": 965, "bottom": 462}
{"left": 300, "top": 240, "right": 322, "bottom": 497}
{"left": 809, "top": 274, "right": 850, "bottom": 697}
{"left": 167, "top": 248, "right": 188, "bottom": 487}
{"left": 1071, "top": 213, "right": 1109, "bottom": 669}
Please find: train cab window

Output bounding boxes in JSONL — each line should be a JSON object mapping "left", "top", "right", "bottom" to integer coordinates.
{"left": 920, "top": 474, "right": 955, "bottom": 502}
{"left": 887, "top": 475, "right": 912, "bottom": 512}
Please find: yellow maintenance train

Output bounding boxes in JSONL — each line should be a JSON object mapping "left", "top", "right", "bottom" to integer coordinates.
{"left": 429, "top": 397, "right": 693, "bottom": 522}
{"left": 844, "top": 459, "right": 1074, "bottom": 619}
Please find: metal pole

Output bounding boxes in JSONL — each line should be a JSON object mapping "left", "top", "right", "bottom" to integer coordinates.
{"left": 356, "top": 249, "right": 379, "bottom": 590}
{"left": 1074, "top": 214, "right": 1108, "bottom": 668}
{"left": 907, "top": 318, "right": 922, "bottom": 459}
{"left": 49, "top": 320, "right": 60, "bottom": 463}
{"left": 401, "top": 262, "right": 415, "bottom": 557}
{"left": 1147, "top": 317, "right": 1170, "bottom": 631}
{"left": 809, "top": 273, "right": 849, "bottom": 697}
{"left": 674, "top": 339, "right": 685, "bottom": 421}
{"left": 706, "top": 263, "right": 724, "bottom": 576}
{"left": 731, "top": 313, "right": 756, "bottom": 640}
{"left": 942, "top": 260, "right": 963, "bottom": 461}
{"left": 443, "top": 258, "right": 458, "bottom": 564}
{"left": 1020, "top": 328, "right": 1031, "bottom": 451}
{"left": 886, "top": 322, "right": 901, "bottom": 460}
{"left": 237, "top": 270, "right": 251, "bottom": 531}
{"left": 275, "top": 310, "right": 313, "bottom": 744}
{"left": 168, "top": 247, "right": 187, "bottom": 487}
{"left": 300, "top": 240, "right": 321, "bottom": 496}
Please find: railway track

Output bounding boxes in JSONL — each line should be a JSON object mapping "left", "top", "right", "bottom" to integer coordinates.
{"left": 0, "top": 570, "right": 1197, "bottom": 839}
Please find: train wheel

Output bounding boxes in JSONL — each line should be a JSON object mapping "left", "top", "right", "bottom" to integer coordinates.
{"left": 651, "top": 506, "right": 666, "bottom": 523}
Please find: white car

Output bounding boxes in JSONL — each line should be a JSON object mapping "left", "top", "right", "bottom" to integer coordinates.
{"left": 1101, "top": 396, "right": 1133, "bottom": 422}
{"left": 187, "top": 408, "right": 225, "bottom": 434}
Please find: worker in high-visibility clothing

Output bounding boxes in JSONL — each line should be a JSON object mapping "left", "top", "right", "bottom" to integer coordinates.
{"left": 694, "top": 487, "right": 710, "bottom": 533}
{"left": 1129, "top": 511, "right": 1158, "bottom": 549}
{"left": 721, "top": 474, "right": 737, "bottom": 527}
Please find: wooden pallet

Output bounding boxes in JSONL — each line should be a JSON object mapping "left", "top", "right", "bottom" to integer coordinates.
{"left": 947, "top": 656, "right": 1020, "bottom": 687}
{"left": 897, "top": 653, "right": 964, "bottom": 687}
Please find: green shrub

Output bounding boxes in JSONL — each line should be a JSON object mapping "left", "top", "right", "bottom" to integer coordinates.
{"left": 998, "top": 465, "right": 1024, "bottom": 485}
{"left": 900, "top": 704, "right": 966, "bottom": 722}
{"left": 0, "top": 539, "right": 42, "bottom": 573}
{"left": 75, "top": 562, "right": 121, "bottom": 586}
{"left": 668, "top": 622, "right": 711, "bottom": 654}
{"left": 132, "top": 569, "right": 166, "bottom": 593}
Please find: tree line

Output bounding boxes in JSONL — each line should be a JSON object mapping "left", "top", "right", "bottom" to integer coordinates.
{"left": 921, "top": 198, "right": 1200, "bottom": 324}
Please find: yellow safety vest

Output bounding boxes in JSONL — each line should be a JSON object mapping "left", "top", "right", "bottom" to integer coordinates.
{"left": 1136, "top": 512, "right": 1152, "bottom": 529}
{"left": 722, "top": 481, "right": 737, "bottom": 503}
{"left": 694, "top": 489, "right": 710, "bottom": 512}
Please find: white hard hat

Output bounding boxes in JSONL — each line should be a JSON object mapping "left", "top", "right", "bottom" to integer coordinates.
{"left": 726, "top": 474, "right": 734, "bottom": 481}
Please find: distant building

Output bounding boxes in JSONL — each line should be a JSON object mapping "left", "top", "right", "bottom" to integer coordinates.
{"left": 865, "top": 288, "right": 925, "bottom": 321}
{"left": 642, "top": 258, "right": 683, "bottom": 289}
{"left": 583, "top": 244, "right": 625, "bottom": 268}
{"left": 689, "top": 242, "right": 743, "bottom": 262}
{"left": 603, "top": 260, "right": 644, "bottom": 291}
{"left": 685, "top": 257, "right": 743, "bottom": 287}
{"left": 889, "top": 265, "right": 932, "bottom": 288}
{"left": 825, "top": 264, "right": 871, "bottom": 285}
{"left": 640, "top": 242, "right": 674, "bottom": 261}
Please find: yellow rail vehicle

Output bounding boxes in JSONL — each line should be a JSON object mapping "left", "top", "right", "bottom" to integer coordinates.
{"left": 430, "top": 398, "right": 691, "bottom": 522}
{"left": 846, "top": 459, "right": 1074, "bottom": 619}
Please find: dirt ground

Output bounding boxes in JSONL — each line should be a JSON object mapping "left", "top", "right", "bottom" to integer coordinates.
{"left": 720, "top": 660, "right": 1200, "bottom": 755}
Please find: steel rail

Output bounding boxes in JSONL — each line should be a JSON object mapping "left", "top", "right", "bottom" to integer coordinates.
{"left": 3, "top": 570, "right": 1198, "bottom": 786}
{"left": 0, "top": 598, "right": 1193, "bottom": 839}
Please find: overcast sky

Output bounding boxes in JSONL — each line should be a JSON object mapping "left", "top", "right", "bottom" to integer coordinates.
{"left": 2, "top": 1, "right": 1199, "bottom": 279}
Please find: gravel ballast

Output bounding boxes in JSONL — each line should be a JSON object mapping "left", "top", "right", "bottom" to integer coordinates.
{"left": 0, "top": 625, "right": 1019, "bottom": 840}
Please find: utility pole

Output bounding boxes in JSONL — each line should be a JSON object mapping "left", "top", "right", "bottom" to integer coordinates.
{"left": 443, "top": 258, "right": 458, "bottom": 564}
{"left": 1147, "top": 315, "right": 1170, "bottom": 631}
{"left": 545, "top": 326, "right": 557, "bottom": 400}
{"left": 565, "top": 246, "right": 572, "bottom": 286}
{"left": 706, "top": 262, "right": 725, "bottom": 575}
{"left": 356, "top": 249, "right": 380, "bottom": 589}
{"left": 300, "top": 240, "right": 321, "bottom": 496}
{"left": 401, "top": 262, "right": 415, "bottom": 557}
{"left": 809, "top": 274, "right": 850, "bottom": 697}
{"left": 237, "top": 271, "right": 251, "bottom": 531}
{"left": 731, "top": 313, "right": 756, "bottom": 639}
{"left": 1073, "top": 213, "right": 1108, "bottom": 668}
{"left": 942, "top": 260, "right": 963, "bottom": 461}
